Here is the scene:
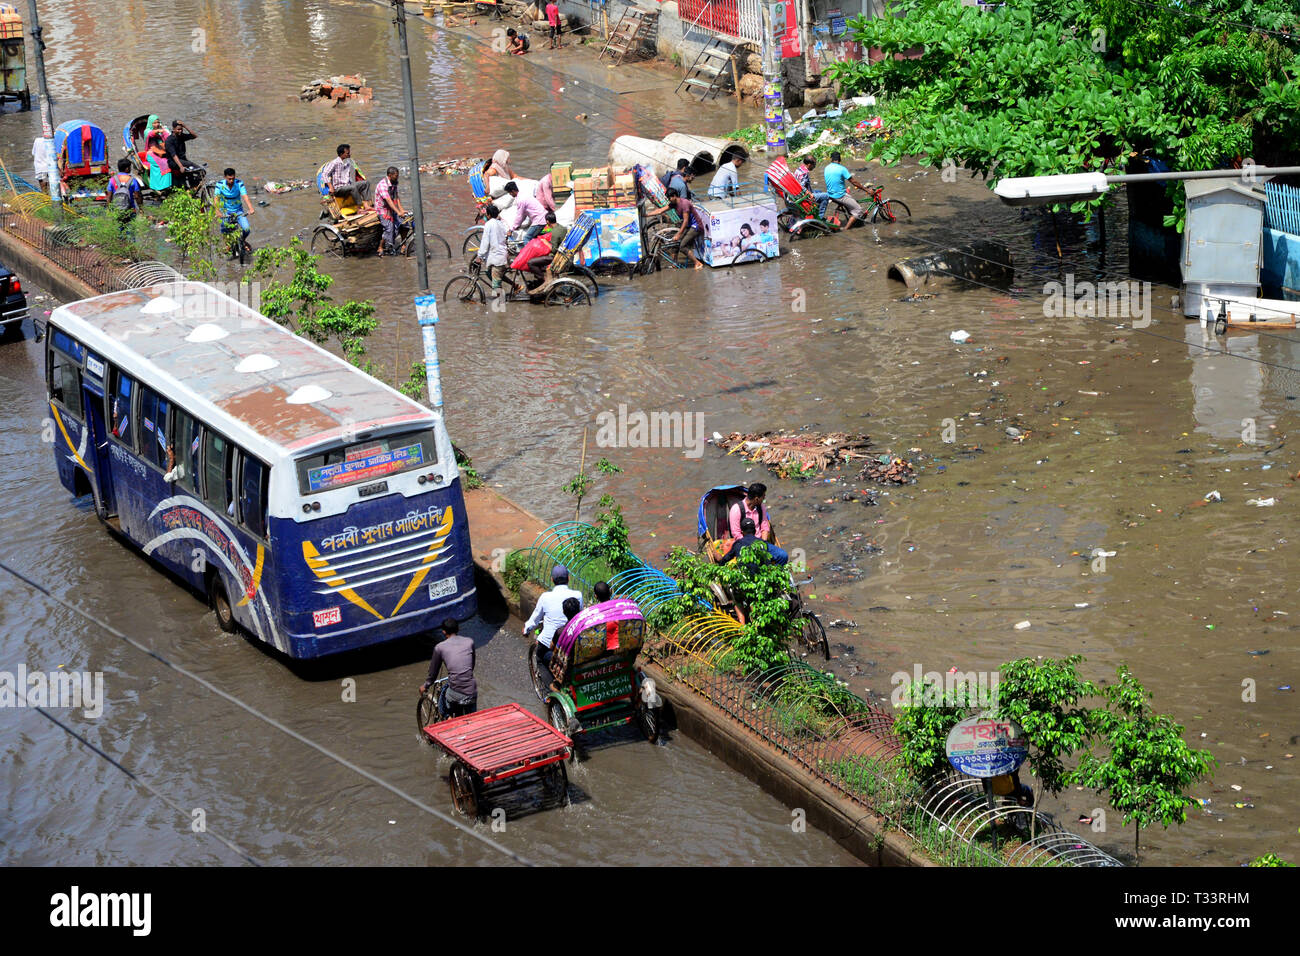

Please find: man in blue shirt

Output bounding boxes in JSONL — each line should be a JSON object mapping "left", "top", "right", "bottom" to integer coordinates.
{"left": 820, "top": 151, "right": 868, "bottom": 225}
{"left": 213, "top": 167, "right": 254, "bottom": 255}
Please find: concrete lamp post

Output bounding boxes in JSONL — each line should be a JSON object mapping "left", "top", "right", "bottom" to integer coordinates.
{"left": 994, "top": 166, "right": 1300, "bottom": 206}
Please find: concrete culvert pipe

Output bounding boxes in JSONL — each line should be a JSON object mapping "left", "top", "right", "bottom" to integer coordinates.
{"left": 888, "top": 240, "right": 1014, "bottom": 290}
{"left": 608, "top": 136, "right": 682, "bottom": 176}
{"left": 661, "top": 133, "right": 749, "bottom": 175}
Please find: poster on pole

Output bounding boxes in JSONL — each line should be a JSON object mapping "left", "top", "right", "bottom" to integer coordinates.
{"left": 775, "top": 1, "right": 801, "bottom": 58}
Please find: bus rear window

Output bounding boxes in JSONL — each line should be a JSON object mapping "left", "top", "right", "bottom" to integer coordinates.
{"left": 295, "top": 430, "right": 437, "bottom": 496}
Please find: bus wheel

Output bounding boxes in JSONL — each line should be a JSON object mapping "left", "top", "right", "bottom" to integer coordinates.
{"left": 209, "top": 576, "right": 237, "bottom": 633}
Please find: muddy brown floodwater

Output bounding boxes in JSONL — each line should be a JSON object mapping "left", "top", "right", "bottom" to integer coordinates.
{"left": 2, "top": 0, "right": 1298, "bottom": 866}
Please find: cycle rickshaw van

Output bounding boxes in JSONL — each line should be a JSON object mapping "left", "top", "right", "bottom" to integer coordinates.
{"left": 536, "top": 596, "right": 660, "bottom": 745}
{"left": 696, "top": 484, "right": 830, "bottom": 661}
{"left": 54, "top": 119, "right": 110, "bottom": 200}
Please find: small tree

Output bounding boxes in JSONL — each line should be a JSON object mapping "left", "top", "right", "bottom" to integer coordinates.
{"left": 1072, "top": 665, "right": 1215, "bottom": 863}
{"left": 564, "top": 456, "right": 620, "bottom": 522}
{"left": 892, "top": 679, "right": 977, "bottom": 787}
{"left": 162, "top": 191, "right": 220, "bottom": 279}
{"left": 246, "top": 239, "right": 376, "bottom": 364}
{"left": 994, "top": 655, "right": 1097, "bottom": 836}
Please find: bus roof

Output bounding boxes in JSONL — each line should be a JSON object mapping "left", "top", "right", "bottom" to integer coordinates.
{"left": 51, "top": 282, "right": 435, "bottom": 459}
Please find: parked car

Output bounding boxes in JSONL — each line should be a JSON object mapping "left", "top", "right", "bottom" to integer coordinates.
{"left": 0, "top": 260, "right": 29, "bottom": 341}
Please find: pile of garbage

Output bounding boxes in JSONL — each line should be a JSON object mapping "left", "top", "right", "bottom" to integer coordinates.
{"left": 418, "top": 157, "right": 482, "bottom": 175}
{"left": 859, "top": 454, "right": 918, "bottom": 485}
{"left": 300, "top": 75, "right": 373, "bottom": 105}
{"left": 716, "top": 431, "right": 874, "bottom": 478}
{"left": 263, "top": 180, "right": 313, "bottom": 194}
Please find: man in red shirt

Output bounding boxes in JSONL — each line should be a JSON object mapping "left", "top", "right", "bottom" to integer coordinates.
{"left": 546, "top": 1, "right": 562, "bottom": 48}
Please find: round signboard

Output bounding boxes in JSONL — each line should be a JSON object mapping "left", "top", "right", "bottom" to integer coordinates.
{"left": 945, "top": 714, "right": 1028, "bottom": 778}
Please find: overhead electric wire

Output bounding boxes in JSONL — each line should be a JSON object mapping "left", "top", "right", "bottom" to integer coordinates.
{"left": 0, "top": 558, "right": 536, "bottom": 867}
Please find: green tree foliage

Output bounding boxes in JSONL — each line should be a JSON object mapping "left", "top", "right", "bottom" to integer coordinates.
{"left": 654, "top": 545, "right": 798, "bottom": 673}
{"left": 828, "top": 0, "right": 1300, "bottom": 225}
{"left": 161, "top": 191, "right": 220, "bottom": 278}
{"left": 995, "top": 655, "right": 1097, "bottom": 834}
{"left": 246, "top": 238, "right": 377, "bottom": 363}
{"left": 891, "top": 679, "right": 977, "bottom": 786}
{"left": 1072, "top": 665, "right": 1215, "bottom": 863}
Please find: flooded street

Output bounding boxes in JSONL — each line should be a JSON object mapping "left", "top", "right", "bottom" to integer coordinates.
{"left": 2, "top": 0, "right": 1298, "bottom": 866}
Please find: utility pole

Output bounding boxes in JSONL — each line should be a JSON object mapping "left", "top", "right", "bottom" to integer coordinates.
{"left": 760, "top": 0, "right": 787, "bottom": 157}
{"left": 392, "top": 0, "right": 429, "bottom": 289}
{"left": 26, "top": 0, "right": 59, "bottom": 203}
{"left": 390, "top": 2, "right": 445, "bottom": 415}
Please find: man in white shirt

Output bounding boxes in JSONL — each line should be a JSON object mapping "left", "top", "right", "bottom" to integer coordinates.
{"left": 524, "top": 565, "right": 583, "bottom": 674}
{"left": 32, "top": 135, "right": 57, "bottom": 195}
{"left": 708, "top": 155, "right": 744, "bottom": 199}
{"left": 475, "top": 202, "right": 509, "bottom": 293}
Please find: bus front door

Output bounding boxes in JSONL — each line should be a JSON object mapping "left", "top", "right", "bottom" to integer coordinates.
{"left": 81, "top": 386, "right": 117, "bottom": 518}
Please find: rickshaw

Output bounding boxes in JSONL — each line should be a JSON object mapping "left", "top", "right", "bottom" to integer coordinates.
{"left": 443, "top": 210, "right": 601, "bottom": 308}
{"left": 311, "top": 161, "right": 452, "bottom": 259}
{"left": 53, "top": 120, "right": 110, "bottom": 201}
{"left": 528, "top": 597, "right": 661, "bottom": 745}
{"left": 765, "top": 157, "right": 837, "bottom": 241}
{"left": 697, "top": 484, "right": 830, "bottom": 661}
{"left": 122, "top": 114, "right": 212, "bottom": 202}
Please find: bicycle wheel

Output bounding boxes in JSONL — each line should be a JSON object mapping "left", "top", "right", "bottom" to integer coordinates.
{"left": 442, "top": 274, "right": 485, "bottom": 306}
{"left": 416, "top": 691, "right": 438, "bottom": 737}
{"left": 424, "top": 232, "right": 453, "bottom": 258}
{"left": 797, "top": 611, "right": 830, "bottom": 662}
{"left": 871, "top": 199, "right": 912, "bottom": 223}
{"left": 543, "top": 278, "right": 591, "bottom": 307}
{"left": 728, "top": 248, "right": 768, "bottom": 268}
{"left": 461, "top": 226, "right": 483, "bottom": 262}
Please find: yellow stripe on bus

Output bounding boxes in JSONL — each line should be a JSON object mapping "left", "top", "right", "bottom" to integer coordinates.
{"left": 50, "top": 403, "right": 89, "bottom": 472}
{"left": 237, "top": 543, "right": 265, "bottom": 607}
{"left": 301, "top": 541, "right": 384, "bottom": 621}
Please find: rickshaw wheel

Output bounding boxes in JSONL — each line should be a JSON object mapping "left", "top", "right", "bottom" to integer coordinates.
{"left": 798, "top": 610, "right": 830, "bottom": 662}
{"left": 793, "top": 219, "right": 833, "bottom": 240}
{"left": 543, "top": 278, "right": 590, "bottom": 307}
{"left": 311, "top": 225, "right": 345, "bottom": 258}
{"left": 541, "top": 761, "right": 568, "bottom": 802}
{"left": 728, "top": 249, "right": 768, "bottom": 268}
{"left": 528, "top": 645, "right": 548, "bottom": 702}
{"left": 449, "top": 762, "right": 481, "bottom": 818}
{"left": 636, "top": 704, "right": 659, "bottom": 744}
{"left": 548, "top": 700, "right": 575, "bottom": 740}
{"left": 416, "top": 691, "right": 438, "bottom": 738}
{"left": 570, "top": 264, "right": 602, "bottom": 296}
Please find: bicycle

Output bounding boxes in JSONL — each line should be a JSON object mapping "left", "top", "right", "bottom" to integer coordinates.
{"left": 863, "top": 183, "right": 911, "bottom": 224}
{"left": 219, "top": 214, "right": 252, "bottom": 266}
{"left": 415, "top": 676, "right": 452, "bottom": 738}
{"left": 636, "top": 224, "right": 692, "bottom": 274}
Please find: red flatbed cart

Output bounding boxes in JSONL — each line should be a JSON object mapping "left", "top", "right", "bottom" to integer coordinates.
{"left": 423, "top": 702, "right": 573, "bottom": 818}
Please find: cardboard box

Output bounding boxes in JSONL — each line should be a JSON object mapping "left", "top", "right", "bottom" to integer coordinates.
{"left": 551, "top": 162, "right": 572, "bottom": 191}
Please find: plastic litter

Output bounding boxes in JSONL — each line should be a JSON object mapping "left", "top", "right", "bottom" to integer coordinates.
{"left": 1014, "top": 620, "right": 1031, "bottom": 630}
{"left": 1246, "top": 497, "right": 1276, "bottom": 506}
{"left": 949, "top": 330, "right": 971, "bottom": 343}
{"left": 1204, "top": 490, "right": 1222, "bottom": 502}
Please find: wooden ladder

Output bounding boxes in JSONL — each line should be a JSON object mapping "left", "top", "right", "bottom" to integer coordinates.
{"left": 598, "top": 7, "right": 658, "bottom": 66}
{"left": 674, "top": 35, "right": 739, "bottom": 101}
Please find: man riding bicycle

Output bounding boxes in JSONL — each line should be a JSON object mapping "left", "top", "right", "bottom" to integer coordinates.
{"left": 420, "top": 618, "right": 478, "bottom": 717}
{"left": 213, "top": 167, "right": 254, "bottom": 258}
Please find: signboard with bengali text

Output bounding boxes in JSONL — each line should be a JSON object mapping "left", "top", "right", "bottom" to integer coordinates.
{"left": 945, "top": 714, "right": 1028, "bottom": 778}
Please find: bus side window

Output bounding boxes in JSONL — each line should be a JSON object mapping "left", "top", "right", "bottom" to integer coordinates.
{"left": 203, "top": 430, "right": 233, "bottom": 517}
{"left": 138, "top": 386, "right": 170, "bottom": 472}
{"left": 111, "top": 370, "right": 135, "bottom": 449}
{"left": 48, "top": 347, "right": 82, "bottom": 412}
{"left": 238, "top": 452, "right": 269, "bottom": 540}
{"left": 171, "top": 407, "right": 201, "bottom": 493}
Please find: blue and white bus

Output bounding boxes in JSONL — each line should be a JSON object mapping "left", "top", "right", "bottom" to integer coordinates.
{"left": 43, "top": 281, "right": 476, "bottom": 659}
